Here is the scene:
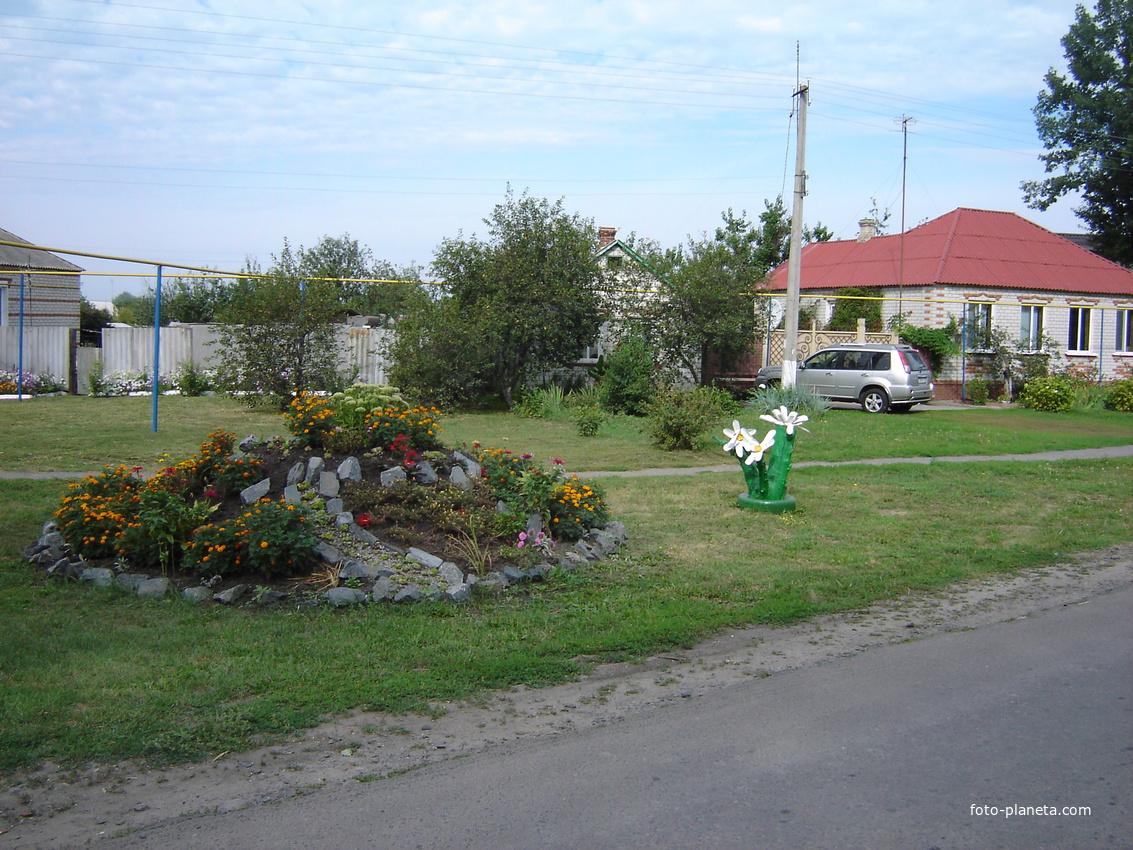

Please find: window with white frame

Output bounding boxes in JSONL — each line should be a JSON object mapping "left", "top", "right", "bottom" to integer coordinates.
{"left": 1020, "top": 305, "right": 1044, "bottom": 351}
{"left": 1117, "top": 309, "right": 1133, "bottom": 353}
{"left": 1067, "top": 306, "right": 1092, "bottom": 351}
{"left": 578, "top": 341, "right": 602, "bottom": 362}
{"left": 964, "top": 302, "right": 993, "bottom": 349}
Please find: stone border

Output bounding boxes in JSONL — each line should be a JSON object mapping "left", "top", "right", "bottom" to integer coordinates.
{"left": 23, "top": 448, "right": 627, "bottom": 609}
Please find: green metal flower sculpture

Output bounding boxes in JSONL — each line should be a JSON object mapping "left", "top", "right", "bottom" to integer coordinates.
{"left": 722, "top": 406, "right": 809, "bottom": 512}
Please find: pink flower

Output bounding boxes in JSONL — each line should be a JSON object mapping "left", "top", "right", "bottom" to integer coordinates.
{"left": 521, "top": 453, "right": 533, "bottom": 461}
{"left": 204, "top": 488, "right": 218, "bottom": 499}
{"left": 551, "top": 458, "right": 564, "bottom": 466}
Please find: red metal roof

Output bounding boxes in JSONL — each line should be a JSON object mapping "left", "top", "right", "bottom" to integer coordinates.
{"left": 767, "top": 208, "right": 1133, "bottom": 296}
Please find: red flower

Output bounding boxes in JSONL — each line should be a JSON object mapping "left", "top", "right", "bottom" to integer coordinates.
{"left": 357, "top": 514, "right": 372, "bottom": 527}
{"left": 204, "top": 488, "right": 218, "bottom": 499}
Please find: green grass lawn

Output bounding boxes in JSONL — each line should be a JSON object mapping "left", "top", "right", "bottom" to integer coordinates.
{"left": 1, "top": 396, "right": 1131, "bottom": 773}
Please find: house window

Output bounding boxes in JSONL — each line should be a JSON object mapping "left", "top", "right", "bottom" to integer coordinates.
{"left": 1068, "top": 307, "right": 1092, "bottom": 351}
{"left": 1117, "top": 309, "right": 1133, "bottom": 353}
{"left": 0, "top": 284, "right": 7, "bottom": 326}
{"left": 605, "top": 255, "right": 623, "bottom": 270}
{"left": 1020, "top": 305, "right": 1044, "bottom": 351}
{"left": 578, "top": 341, "right": 602, "bottom": 362}
{"left": 964, "top": 302, "right": 992, "bottom": 349}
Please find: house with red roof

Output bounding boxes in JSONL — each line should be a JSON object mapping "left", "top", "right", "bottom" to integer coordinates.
{"left": 765, "top": 208, "right": 1133, "bottom": 399}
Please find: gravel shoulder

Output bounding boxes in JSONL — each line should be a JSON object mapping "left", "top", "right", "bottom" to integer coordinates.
{"left": 4, "top": 543, "right": 1131, "bottom": 849}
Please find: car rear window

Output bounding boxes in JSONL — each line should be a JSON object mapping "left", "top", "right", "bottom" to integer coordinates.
{"left": 904, "top": 350, "right": 929, "bottom": 370}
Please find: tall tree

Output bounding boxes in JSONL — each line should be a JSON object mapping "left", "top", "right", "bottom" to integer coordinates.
{"left": 1023, "top": 0, "right": 1133, "bottom": 266}
{"left": 633, "top": 202, "right": 831, "bottom": 385}
{"left": 214, "top": 240, "right": 347, "bottom": 407}
{"left": 405, "top": 188, "right": 604, "bottom": 407}
{"left": 297, "top": 234, "right": 418, "bottom": 319}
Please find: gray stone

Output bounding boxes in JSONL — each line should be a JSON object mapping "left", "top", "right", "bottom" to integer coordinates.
{"left": 22, "top": 541, "right": 48, "bottom": 561}
{"left": 496, "top": 500, "right": 511, "bottom": 514}
{"left": 305, "top": 456, "right": 324, "bottom": 485}
{"left": 410, "top": 460, "right": 438, "bottom": 485}
{"left": 335, "top": 512, "right": 354, "bottom": 527}
{"left": 501, "top": 565, "right": 527, "bottom": 585}
{"left": 323, "top": 587, "right": 367, "bottom": 607}
{"left": 255, "top": 589, "right": 289, "bottom": 606}
{"left": 366, "top": 562, "right": 397, "bottom": 580}
{"left": 115, "top": 573, "right": 148, "bottom": 591}
{"left": 182, "top": 586, "right": 212, "bottom": 603}
{"left": 439, "top": 562, "right": 464, "bottom": 587}
{"left": 371, "top": 577, "right": 399, "bottom": 601}
{"left": 318, "top": 471, "right": 340, "bottom": 498}
{"left": 407, "top": 548, "right": 444, "bottom": 569}
{"left": 240, "top": 478, "right": 271, "bottom": 505}
{"left": 317, "top": 541, "right": 343, "bottom": 565}
{"left": 81, "top": 567, "right": 115, "bottom": 588}
{"left": 587, "top": 530, "right": 620, "bottom": 555}
{"left": 282, "top": 484, "right": 302, "bottom": 505}
{"left": 525, "top": 562, "right": 552, "bottom": 581}
{"left": 137, "top": 578, "right": 170, "bottom": 599}
{"left": 46, "top": 558, "right": 80, "bottom": 579}
{"left": 393, "top": 585, "right": 425, "bottom": 604}
{"left": 238, "top": 434, "right": 258, "bottom": 452}
{"left": 337, "top": 456, "right": 363, "bottom": 482}
{"left": 449, "top": 466, "right": 470, "bottom": 490}
{"left": 603, "top": 521, "right": 628, "bottom": 544}
{"left": 338, "top": 560, "right": 370, "bottom": 580}
{"left": 213, "top": 585, "right": 248, "bottom": 605}
{"left": 453, "top": 451, "right": 482, "bottom": 479}
{"left": 526, "top": 513, "right": 543, "bottom": 535}
{"left": 381, "top": 466, "right": 407, "bottom": 487}
{"left": 573, "top": 540, "right": 602, "bottom": 561}
{"left": 479, "top": 572, "right": 509, "bottom": 590}
{"left": 325, "top": 498, "right": 344, "bottom": 516}
{"left": 42, "top": 530, "right": 67, "bottom": 559}
{"left": 286, "top": 461, "right": 306, "bottom": 486}
{"left": 445, "top": 583, "right": 472, "bottom": 603}
{"left": 350, "top": 524, "right": 378, "bottom": 545}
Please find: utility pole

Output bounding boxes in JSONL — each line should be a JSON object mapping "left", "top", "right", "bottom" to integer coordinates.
{"left": 782, "top": 83, "right": 808, "bottom": 388}
{"left": 896, "top": 115, "right": 916, "bottom": 319}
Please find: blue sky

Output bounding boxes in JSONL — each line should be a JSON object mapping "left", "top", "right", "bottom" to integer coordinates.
{"left": 1, "top": 0, "right": 1084, "bottom": 301}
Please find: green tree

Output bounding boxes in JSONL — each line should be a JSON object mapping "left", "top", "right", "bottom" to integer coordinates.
{"left": 412, "top": 189, "right": 604, "bottom": 407}
{"left": 214, "top": 240, "right": 347, "bottom": 407}
{"left": 1022, "top": 0, "right": 1133, "bottom": 266}
{"left": 79, "top": 298, "right": 113, "bottom": 345}
{"left": 635, "top": 202, "right": 829, "bottom": 385}
{"left": 827, "top": 286, "right": 883, "bottom": 332}
{"left": 296, "top": 233, "right": 418, "bottom": 319}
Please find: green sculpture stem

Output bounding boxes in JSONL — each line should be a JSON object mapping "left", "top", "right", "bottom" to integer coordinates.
{"left": 764, "top": 427, "right": 796, "bottom": 501}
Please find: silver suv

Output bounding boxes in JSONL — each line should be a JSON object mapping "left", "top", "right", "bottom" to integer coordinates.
{"left": 756, "top": 343, "right": 934, "bottom": 413}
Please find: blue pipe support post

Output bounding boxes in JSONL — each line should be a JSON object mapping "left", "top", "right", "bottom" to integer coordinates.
{"left": 17, "top": 274, "right": 26, "bottom": 399}
{"left": 151, "top": 265, "right": 162, "bottom": 432}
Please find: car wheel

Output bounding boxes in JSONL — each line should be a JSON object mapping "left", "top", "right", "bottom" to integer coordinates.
{"left": 860, "top": 387, "right": 890, "bottom": 414}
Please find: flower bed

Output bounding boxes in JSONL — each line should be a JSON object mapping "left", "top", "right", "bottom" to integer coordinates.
{"left": 32, "top": 388, "right": 620, "bottom": 607}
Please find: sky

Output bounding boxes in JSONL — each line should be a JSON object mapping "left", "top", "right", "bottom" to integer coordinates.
{"left": 1, "top": 0, "right": 1086, "bottom": 302}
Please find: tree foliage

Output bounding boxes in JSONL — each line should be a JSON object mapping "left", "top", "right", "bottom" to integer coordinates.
{"left": 1023, "top": 0, "right": 1133, "bottom": 266}
{"left": 296, "top": 233, "right": 420, "bottom": 319}
{"left": 827, "top": 287, "right": 883, "bottom": 332}
{"left": 633, "top": 200, "right": 831, "bottom": 385}
{"left": 213, "top": 240, "right": 348, "bottom": 407}
{"left": 393, "top": 189, "right": 603, "bottom": 407}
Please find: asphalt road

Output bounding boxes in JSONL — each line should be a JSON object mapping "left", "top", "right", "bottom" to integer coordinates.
{"left": 110, "top": 584, "right": 1133, "bottom": 850}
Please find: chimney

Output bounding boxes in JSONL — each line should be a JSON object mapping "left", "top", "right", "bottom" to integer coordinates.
{"left": 598, "top": 226, "right": 617, "bottom": 249}
{"left": 857, "top": 218, "right": 879, "bottom": 242}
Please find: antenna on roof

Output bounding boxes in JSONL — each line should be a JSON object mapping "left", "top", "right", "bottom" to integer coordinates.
{"left": 895, "top": 115, "right": 917, "bottom": 318}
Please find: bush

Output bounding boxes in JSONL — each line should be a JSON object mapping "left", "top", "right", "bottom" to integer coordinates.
{"left": 645, "top": 386, "right": 731, "bottom": 451}
{"left": 173, "top": 361, "right": 214, "bottom": 396}
{"left": 572, "top": 404, "right": 604, "bottom": 437}
{"left": 185, "top": 498, "right": 319, "bottom": 579}
{"left": 966, "top": 379, "right": 990, "bottom": 405}
{"left": 1107, "top": 379, "right": 1133, "bottom": 412}
{"left": 1018, "top": 377, "right": 1075, "bottom": 412}
{"left": 598, "top": 333, "right": 657, "bottom": 416}
{"left": 745, "top": 383, "right": 828, "bottom": 420}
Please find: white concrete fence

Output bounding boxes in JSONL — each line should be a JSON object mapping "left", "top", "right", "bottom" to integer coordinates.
{"left": 1, "top": 323, "right": 394, "bottom": 394}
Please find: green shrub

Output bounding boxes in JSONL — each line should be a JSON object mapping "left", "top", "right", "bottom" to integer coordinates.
{"left": 1018, "top": 377, "right": 1074, "bottom": 412}
{"left": 572, "top": 404, "right": 604, "bottom": 437}
{"left": 1105, "top": 379, "right": 1133, "bottom": 412}
{"left": 598, "top": 333, "right": 657, "bottom": 416}
{"left": 185, "top": 498, "right": 319, "bottom": 579}
{"left": 966, "top": 379, "right": 990, "bottom": 405}
{"left": 745, "top": 383, "right": 828, "bottom": 420}
{"left": 645, "top": 386, "right": 731, "bottom": 451}
{"left": 173, "top": 361, "right": 214, "bottom": 397}
{"left": 513, "top": 386, "right": 566, "bottom": 419}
